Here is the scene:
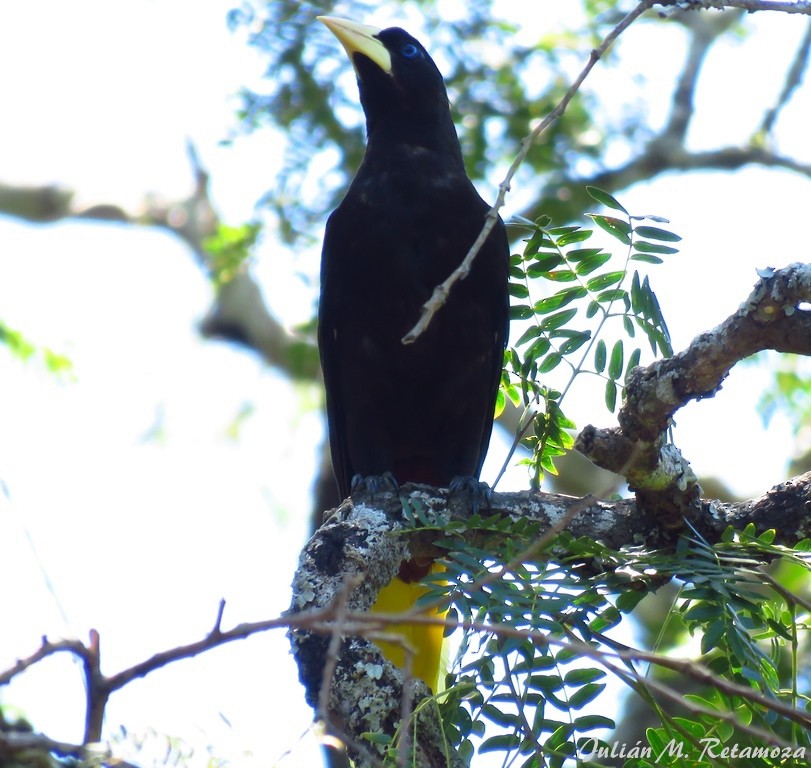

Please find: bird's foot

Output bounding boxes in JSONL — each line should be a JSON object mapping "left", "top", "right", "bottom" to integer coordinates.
{"left": 350, "top": 471, "right": 399, "bottom": 497}
{"left": 448, "top": 476, "right": 493, "bottom": 515}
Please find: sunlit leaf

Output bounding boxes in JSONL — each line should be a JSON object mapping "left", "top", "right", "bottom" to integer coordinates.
{"left": 556, "top": 228, "right": 592, "bottom": 247}
{"left": 608, "top": 340, "right": 624, "bottom": 380}
{"left": 634, "top": 225, "right": 681, "bottom": 242}
{"left": 540, "top": 308, "right": 577, "bottom": 331}
{"left": 586, "top": 185, "right": 628, "bottom": 213}
{"left": 575, "top": 251, "right": 612, "bottom": 276}
{"left": 604, "top": 379, "right": 617, "bottom": 412}
{"left": 631, "top": 253, "right": 664, "bottom": 264}
{"left": 634, "top": 240, "right": 679, "bottom": 255}
{"left": 587, "top": 214, "right": 632, "bottom": 244}
{"left": 594, "top": 339, "right": 606, "bottom": 373}
{"left": 526, "top": 253, "right": 563, "bottom": 274}
{"left": 585, "top": 270, "right": 624, "bottom": 290}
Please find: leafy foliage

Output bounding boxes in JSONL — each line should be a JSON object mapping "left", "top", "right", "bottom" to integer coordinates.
{"left": 757, "top": 353, "right": 811, "bottom": 448}
{"left": 0, "top": 321, "right": 73, "bottom": 377}
{"left": 379, "top": 189, "right": 809, "bottom": 767}
{"left": 401, "top": 515, "right": 811, "bottom": 768}
{"left": 202, "top": 221, "right": 261, "bottom": 288}
{"left": 500, "top": 187, "right": 677, "bottom": 487}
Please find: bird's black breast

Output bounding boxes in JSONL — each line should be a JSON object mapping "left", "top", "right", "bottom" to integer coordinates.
{"left": 318, "top": 152, "right": 509, "bottom": 498}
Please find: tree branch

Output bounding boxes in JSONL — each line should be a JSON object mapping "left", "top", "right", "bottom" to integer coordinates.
{"left": 577, "top": 262, "right": 811, "bottom": 523}
{"left": 659, "top": 0, "right": 811, "bottom": 14}
{"left": 288, "top": 469, "right": 811, "bottom": 766}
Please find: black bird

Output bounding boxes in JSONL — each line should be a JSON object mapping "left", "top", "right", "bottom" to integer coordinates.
{"left": 317, "top": 16, "right": 509, "bottom": 689}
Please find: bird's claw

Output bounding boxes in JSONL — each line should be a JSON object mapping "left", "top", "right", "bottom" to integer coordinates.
{"left": 448, "top": 476, "right": 493, "bottom": 514}
{"left": 350, "top": 471, "right": 399, "bottom": 497}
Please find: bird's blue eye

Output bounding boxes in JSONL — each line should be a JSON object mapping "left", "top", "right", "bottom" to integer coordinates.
{"left": 401, "top": 43, "right": 420, "bottom": 59}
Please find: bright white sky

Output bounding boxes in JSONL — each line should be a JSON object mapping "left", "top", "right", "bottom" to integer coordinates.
{"left": 0, "top": 1, "right": 809, "bottom": 766}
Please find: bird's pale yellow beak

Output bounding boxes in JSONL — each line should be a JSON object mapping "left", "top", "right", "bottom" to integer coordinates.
{"left": 318, "top": 16, "right": 392, "bottom": 75}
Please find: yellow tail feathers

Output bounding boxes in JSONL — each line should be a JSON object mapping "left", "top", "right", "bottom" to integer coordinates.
{"left": 370, "top": 569, "right": 447, "bottom": 693}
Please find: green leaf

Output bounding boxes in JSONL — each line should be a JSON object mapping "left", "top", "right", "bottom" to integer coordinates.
{"left": 604, "top": 379, "right": 617, "bottom": 412}
{"left": 525, "top": 337, "right": 552, "bottom": 360}
{"left": 634, "top": 225, "right": 681, "bottom": 242}
{"left": 481, "top": 703, "right": 520, "bottom": 728}
{"left": 526, "top": 253, "right": 563, "bottom": 274}
{"left": 559, "top": 332, "right": 591, "bottom": 355}
{"left": 510, "top": 305, "right": 534, "bottom": 320}
{"left": 575, "top": 251, "right": 612, "bottom": 276}
{"left": 594, "top": 339, "right": 606, "bottom": 373}
{"left": 527, "top": 674, "right": 564, "bottom": 692}
{"left": 701, "top": 619, "right": 726, "bottom": 655}
{"left": 523, "top": 228, "right": 553, "bottom": 257}
{"left": 539, "top": 352, "right": 563, "bottom": 373}
{"left": 616, "top": 590, "right": 645, "bottom": 612}
{"left": 480, "top": 734, "right": 521, "bottom": 753}
{"left": 533, "top": 287, "right": 587, "bottom": 314}
{"left": 564, "top": 247, "right": 603, "bottom": 263}
{"left": 585, "top": 270, "right": 624, "bottom": 291}
{"left": 515, "top": 325, "right": 542, "bottom": 346}
{"left": 564, "top": 668, "right": 606, "bottom": 685}
{"left": 629, "top": 270, "right": 645, "bottom": 314}
{"left": 545, "top": 269, "right": 578, "bottom": 282}
{"left": 567, "top": 683, "right": 605, "bottom": 709}
{"left": 634, "top": 240, "right": 679, "bottom": 255}
{"left": 630, "top": 253, "right": 664, "bottom": 264}
{"left": 547, "top": 225, "right": 581, "bottom": 237}
{"left": 586, "top": 186, "right": 628, "bottom": 213}
{"left": 596, "top": 288, "right": 627, "bottom": 304}
{"left": 626, "top": 348, "right": 642, "bottom": 379}
{"left": 540, "top": 308, "right": 577, "bottom": 331}
{"left": 509, "top": 282, "right": 529, "bottom": 298}
{"left": 556, "top": 228, "right": 592, "bottom": 247}
{"left": 608, "top": 340, "right": 624, "bottom": 380}
{"left": 573, "top": 715, "right": 615, "bottom": 731}
{"left": 362, "top": 732, "right": 392, "bottom": 745}
{"left": 683, "top": 603, "right": 722, "bottom": 622}
{"left": 587, "top": 214, "right": 632, "bottom": 245}
{"left": 509, "top": 264, "right": 525, "bottom": 279}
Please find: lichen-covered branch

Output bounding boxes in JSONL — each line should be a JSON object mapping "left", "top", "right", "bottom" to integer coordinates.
{"left": 288, "top": 471, "right": 811, "bottom": 765}
{"left": 576, "top": 262, "right": 811, "bottom": 525}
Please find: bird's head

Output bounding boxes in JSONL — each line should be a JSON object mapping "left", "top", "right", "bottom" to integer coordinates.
{"left": 318, "top": 16, "right": 450, "bottom": 127}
